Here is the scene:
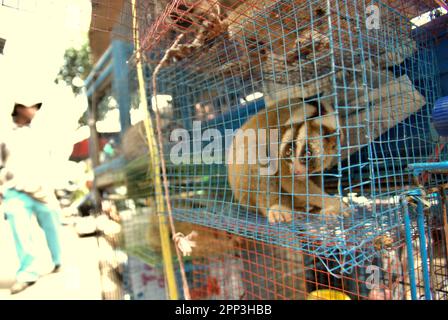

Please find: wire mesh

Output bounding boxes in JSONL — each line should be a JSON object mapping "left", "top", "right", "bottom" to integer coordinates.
{"left": 126, "top": 0, "right": 443, "bottom": 273}
{"left": 102, "top": 191, "right": 448, "bottom": 300}
{"left": 178, "top": 219, "right": 448, "bottom": 300}
{"left": 85, "top": 0, "right": 448, "bottom": 299}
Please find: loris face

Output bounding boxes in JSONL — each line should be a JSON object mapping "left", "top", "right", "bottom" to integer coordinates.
{"left": 280, "top": 121, "right": 338, "bottom": 176}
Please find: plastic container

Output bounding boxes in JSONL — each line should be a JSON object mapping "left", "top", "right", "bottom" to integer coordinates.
{"left": 432, "top": 96, "right": 448, "bottom": 137}
{"left": 307, "top": 289, "right": 351, "bottom": 300}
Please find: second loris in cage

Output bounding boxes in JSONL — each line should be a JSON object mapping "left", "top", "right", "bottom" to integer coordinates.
{"left": 227, "top": 97, "right": 347, "bottom": 224}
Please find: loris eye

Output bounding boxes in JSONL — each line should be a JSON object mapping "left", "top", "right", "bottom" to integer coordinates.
{"left": 299, "top": 149, "right": 313, "bottom": 164}
{"left": 285, "top": 142, "right": 295, "bottom": 159}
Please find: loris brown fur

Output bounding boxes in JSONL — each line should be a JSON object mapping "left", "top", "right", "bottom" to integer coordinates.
{"left": 227, "top": 98, "right": 346, "bottom": 224}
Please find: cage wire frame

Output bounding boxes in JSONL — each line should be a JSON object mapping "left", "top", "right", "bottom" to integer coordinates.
{"left": 159, "top": 213, "right": 448, "bottom": 300}
{"left": 107, "top": 187, "right": 448, "bottom": 300}
{"left": 120, "top": 146, "right": 448, "bottom": 300}
{"left": 86, "top": 0, "right": 448, "bottom": 299}
{"left": 128, "top": 0, "right": 444, "bottom": 275}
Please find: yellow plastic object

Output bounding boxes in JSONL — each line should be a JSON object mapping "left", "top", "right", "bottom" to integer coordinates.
{"left": 307, "top": 289, "right": 351, "bottom": 300}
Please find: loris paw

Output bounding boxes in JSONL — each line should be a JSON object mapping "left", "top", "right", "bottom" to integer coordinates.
{"left": 268, "top": 205, "right": 293, "bottom": 224}
{"left": 320, "top": 200, "right": 350, "bottom": 217}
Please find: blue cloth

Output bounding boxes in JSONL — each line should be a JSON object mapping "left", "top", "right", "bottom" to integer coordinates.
{"left": 3, "top": 188, "right": 62, "bottom": 282}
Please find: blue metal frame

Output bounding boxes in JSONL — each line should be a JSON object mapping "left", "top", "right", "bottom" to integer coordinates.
{"left": 86, "top": 64, "right": 113, "bottom": 97}
{"left": 416, "top": 197, "right": 432, "bottom": 300}
{"left": 85, "top": 39, "right": 134, "bottom": 137}
{"left": 85, "top": 46, "right": 112, "bottom": 90}
{"left": 405, "top": 189, "right": 432, "bottom": 300}
{"left": 408, "top": 161, "right": 448, "bottom": 175}
{"left": 406, "top": 157, "right": 448, "bottom": 300}
{"left": 402, "top": 197, "right": 418, "bottom": 300}
{"left": 111, "top": 40, "right": 133, "bottom": 135}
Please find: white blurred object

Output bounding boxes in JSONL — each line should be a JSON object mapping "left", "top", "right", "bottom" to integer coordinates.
{"left": 64, "top": 266, "right": 82, "bottom": 291}
{"left": 343, "top": 193, "right": 373, "bottom": 207}
{"left": 95, "top": 108, "right": 122, "bottom": 133}
{"left": 75, "top": 216, "right": 97, "bottom": 236}
{"left": 0, "top": 0, "right": 91, "bottom": 128}
{"left": 173, "top": 231, "right": 198, "bottom": 257}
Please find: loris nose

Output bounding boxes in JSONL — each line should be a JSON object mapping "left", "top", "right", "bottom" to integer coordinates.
{"left": 294, "top": 164, "right": 307, "bottom": 175}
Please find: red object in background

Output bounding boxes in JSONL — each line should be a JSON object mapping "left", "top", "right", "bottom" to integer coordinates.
{"left": 189, "top": 277, "right": 220, "bottom": 300}
{"left": 70, "top": 137, "right": 108, "bottom": 161}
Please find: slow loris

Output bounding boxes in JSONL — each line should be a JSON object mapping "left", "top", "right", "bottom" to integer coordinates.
{"left": 227, "top": 97, "right": 346, "bottom": 224}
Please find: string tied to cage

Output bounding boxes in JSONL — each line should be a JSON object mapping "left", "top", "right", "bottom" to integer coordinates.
{"left": 173, "top": 231, "right": 198, "bottom": 256}
{"left": 403, "top": 188, "right": 431, "bottom": 212}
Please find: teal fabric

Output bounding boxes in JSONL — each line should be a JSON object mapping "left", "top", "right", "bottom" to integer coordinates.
{"left": 3, "top": 188, "right": 61, "bottom": 282}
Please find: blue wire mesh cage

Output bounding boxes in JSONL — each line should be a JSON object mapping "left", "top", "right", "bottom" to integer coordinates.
{"left": 130, "top": 0, "right": 443, "bottom": 274}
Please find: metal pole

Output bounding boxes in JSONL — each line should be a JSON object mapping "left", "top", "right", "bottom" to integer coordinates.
{"left": 402, "top": 197, "right": 418, "bottom": 300}
{"left": 416, "top": 196, "right": 432, "bottom": 299}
